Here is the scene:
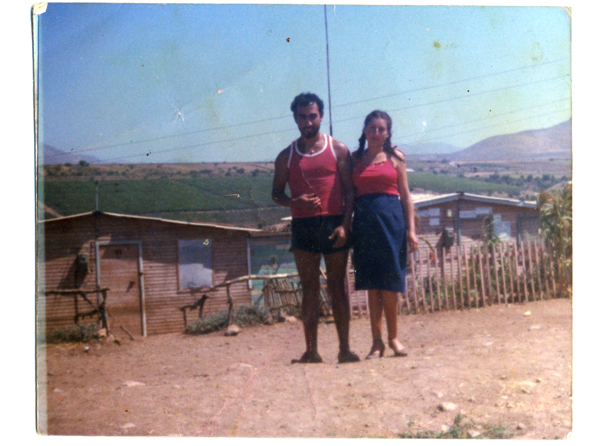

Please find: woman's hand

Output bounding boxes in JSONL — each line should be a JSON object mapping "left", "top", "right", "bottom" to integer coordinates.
{"left": 329, "top": 225, "right": 348, "bottom": 248}
{"left": 407, "top": 230, "right": 419, "bottom": 253}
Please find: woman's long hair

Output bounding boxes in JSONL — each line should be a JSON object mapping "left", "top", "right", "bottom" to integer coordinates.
{"left": 356, "top": 110, "right": 400, "bottom": 160}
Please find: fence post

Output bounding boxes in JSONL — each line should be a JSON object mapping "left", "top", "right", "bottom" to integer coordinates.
{"left": 541, "top": 243, "right": 551, "bottom": 300}
{"left": 499, "top": 243, "right": 508, "bottom": 304}
{"left": 526, "top": 240, "right": 536, "bottom": 301}
{"left": 458, "top": 244, "right": 464, "bottom": 309}
{"left": 441, "top": 247, "right": 449, "bottom": 311}
{"left": 548, "top": 245, "right": 557, "bottom": 299}
{"left": 533, "top": 240, "right": 544, "bottom": 299}
{"left": 450, "top": 245, "right": 457, "bottom": 310}
{"left": 519, "top": 241, "right": 528, "bottom": 302}
{"left": 426, "top": 250, "right": 434, "bottom": 312}
{"left": 478, "top": 246, "right": 485, "bottom": 306}
{"left": 470, "top": 246, "right": 478, "bottom": 308}
{"left": 484, "top": 245, "right": 493, "bottom": 306}
{"left": 418, "top": 248, "right": 427, "bottom": 312}
{"left": 507, "top": 243, "right": 515, "bottom": 304}
{"left": 410, "top": 253, "right": 419, "bottom": 313}
{"left": 434, "top": 248, "right": 442, "bottom": 311}
{"left": 464, "top": 245, "right": 471, "bottom": 309}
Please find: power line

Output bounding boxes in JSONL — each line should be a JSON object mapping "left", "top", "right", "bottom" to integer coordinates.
{"left": 413, "top": 107, "right": 571, "bottom": 146}
{"left": 399, "top": 97, "right": 571, "bottom": 140}
{"left": 335, "top": 74, "right": 570, "bottom": 126}
{"left": 97, "top": 126, "right": 297, "bottom": 163}
{"left": 44, "top": 114, "right": 291, "bottom": 159}
{"left": 47, "top": 58, "right": 570, "bottom": 159}
{"left": 333, "top": 57, "right": 570, "bottom": 109}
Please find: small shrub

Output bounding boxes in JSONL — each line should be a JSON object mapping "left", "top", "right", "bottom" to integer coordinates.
{"left": 45, "top": 323, "right": 99, "bottom": 344}
{"left": 185, "top": 304, "right": 271, "bottom": 335}
{"left": 399, "top": 414, "right": 517, "bottom": 439}
{"left": 231, "top": 304, "right": 271, "bottom": 327}
{"left": 186, "top": 311, "right": 228, "bottom": 335}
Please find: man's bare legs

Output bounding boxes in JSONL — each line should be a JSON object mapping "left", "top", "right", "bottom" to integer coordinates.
{"left": 293, "top": 249, "right": 323, "bottom": 362}
{"left": 292, "top": 248, "right": 358, "bottom": 363}
{"left": 324, "top": 250, "right": 359, "bottom": 362}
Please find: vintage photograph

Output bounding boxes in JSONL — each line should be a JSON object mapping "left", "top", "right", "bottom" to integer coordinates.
{"left": 33, "top": 2, "right": 573, "bottom": 439}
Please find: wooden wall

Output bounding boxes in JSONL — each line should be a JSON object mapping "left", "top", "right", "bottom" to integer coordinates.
{"left": 415, "top": 198, "right": 540, "bottom": 252}
{"left": 39, "top": 213, "right": 252, "bottom": 336}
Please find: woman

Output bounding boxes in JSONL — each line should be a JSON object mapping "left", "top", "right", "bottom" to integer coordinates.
{"left": 351, "top": 110, "right": 418, "bottom": 359}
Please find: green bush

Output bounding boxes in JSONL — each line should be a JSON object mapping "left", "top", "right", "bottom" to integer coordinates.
{"left": 185, "top": 304, "right": 271, "bottom": 335}
{"left": 45, "top": 323, "right": 99, "bottom": 344}
{"left": 399, "top": 414, "right": 516, "bottom": 439}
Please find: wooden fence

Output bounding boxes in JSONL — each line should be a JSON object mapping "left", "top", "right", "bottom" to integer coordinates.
{"left": 382, "top": 239, "right": 570, "bottom": 316}
{"left": 179, "top": 239, "right": 570, "bottom": 327}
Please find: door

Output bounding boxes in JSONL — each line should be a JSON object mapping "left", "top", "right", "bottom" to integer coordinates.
{"left": 98, "top": 243, "right": 143, "bottom": 336}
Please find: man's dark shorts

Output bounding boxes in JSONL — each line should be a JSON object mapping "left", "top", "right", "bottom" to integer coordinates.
{"left": 290, "top": 215, "right": 348, "bottom": 254}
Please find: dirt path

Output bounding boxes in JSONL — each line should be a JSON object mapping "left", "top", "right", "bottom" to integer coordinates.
{"left": 37, "top": 298, "right": 572, "bottom": 439}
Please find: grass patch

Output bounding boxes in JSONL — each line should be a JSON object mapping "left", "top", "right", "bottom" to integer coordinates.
{"left": 45, "top": 323, "right": 99, "bottom": 344}
{"left": 399, "top": 414, "right": 518, "bottom": 439}
{"left": 185, "top": 304, "right": 272, "bottom": 335}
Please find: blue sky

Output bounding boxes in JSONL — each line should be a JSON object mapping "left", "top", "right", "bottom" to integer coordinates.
{"left": 36, "top": 3, "right": 572, "bottom": 164}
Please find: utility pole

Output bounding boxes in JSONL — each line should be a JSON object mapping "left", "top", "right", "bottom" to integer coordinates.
{"left": 324, "top": 5, "right": 333, "bottom": 136}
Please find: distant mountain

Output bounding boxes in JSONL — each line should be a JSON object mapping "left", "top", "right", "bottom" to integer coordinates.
{"left": 448, "top": 119, "right": 572, "bottom": 162}
{"left": 399, "top": 142, "right": 463, "bottom": 156}
{"left": 41, "top": 144, "right": 102, "bottom": 165}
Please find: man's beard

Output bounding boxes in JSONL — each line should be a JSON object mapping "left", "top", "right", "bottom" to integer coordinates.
{"left": 301, "top": 126, "right": 319, "bottom": 139}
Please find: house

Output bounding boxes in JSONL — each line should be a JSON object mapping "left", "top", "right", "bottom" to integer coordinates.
{"left": 37, "top": 211, "right": 261, "bottom": 337}
{"left": 413, "top": 192, "right": 540, "bottom": 251}
{"left": 247, "top": 221, "right": 297, "bottom": 302}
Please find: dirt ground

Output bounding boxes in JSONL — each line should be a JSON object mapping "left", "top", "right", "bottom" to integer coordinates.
{"left": 37, "top": 298, "right": 572, "bottom": 439}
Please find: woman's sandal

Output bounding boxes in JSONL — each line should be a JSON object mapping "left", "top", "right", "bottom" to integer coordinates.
{"left": 389, "top": 339, "right": 408, "bottom": 357}
{"left": 365, "top": 340, "right": 386, "bottom": 360}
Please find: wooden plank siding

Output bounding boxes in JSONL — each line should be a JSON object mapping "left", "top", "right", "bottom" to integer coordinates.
{"left": 39, "top": 213, "right": 254, "bottom": 337}
{"left": 414, "top": 197, "right": 540, "bottom": 263}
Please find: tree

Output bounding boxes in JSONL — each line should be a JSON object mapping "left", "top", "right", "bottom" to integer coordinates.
{"left": 537, "top": 182, "right": 572, "bottom": 296}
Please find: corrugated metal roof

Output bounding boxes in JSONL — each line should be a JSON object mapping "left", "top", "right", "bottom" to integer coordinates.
{"left": 39, "top": 211, "right": 262, "bottom": 233}
{"left": 413, "top": 192, "right": 537, "bottom": 209}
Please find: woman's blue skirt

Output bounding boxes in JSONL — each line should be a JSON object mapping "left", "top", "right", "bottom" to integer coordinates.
{"left": 352, "top": 194, "right": 408, "bottom": 293}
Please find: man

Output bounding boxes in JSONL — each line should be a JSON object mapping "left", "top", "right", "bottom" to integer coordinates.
{"left": 272, "top": 92, "right": 359, "bottom": 364}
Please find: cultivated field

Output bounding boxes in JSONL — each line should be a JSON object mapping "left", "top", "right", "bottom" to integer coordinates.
{"left": 39, "top": 160, "right": 570, "bottom": 227}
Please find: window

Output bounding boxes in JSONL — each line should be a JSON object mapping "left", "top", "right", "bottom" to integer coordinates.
{"left": 178, "top": 239, "right": 212, "bottom": 289}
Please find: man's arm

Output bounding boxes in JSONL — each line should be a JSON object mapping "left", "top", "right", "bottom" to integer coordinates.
{"left": 329, "top": 140, "right": 355, "bottom": 248}
{"left": 272, "top": 147, "right": 321, "bottom": 210}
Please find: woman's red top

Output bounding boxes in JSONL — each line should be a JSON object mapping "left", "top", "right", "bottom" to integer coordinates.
{"left": 352, "top": 156, "right": 399, "bottom": 197}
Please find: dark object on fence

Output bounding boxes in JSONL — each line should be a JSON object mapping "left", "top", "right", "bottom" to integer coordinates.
{"left": 442, "top": 228, "right": 454, "bottom": 248}
{"left": 120, "top": 325, "right": 135, "bottom": 340}
{"left": 76, "top": 253, "right": 89, "bottom": 275}
{"left": 44, "top": 288, "right": 110, "bottom": 333}
{"left": 180, "top": 294, "right": 210, "bottom": 327}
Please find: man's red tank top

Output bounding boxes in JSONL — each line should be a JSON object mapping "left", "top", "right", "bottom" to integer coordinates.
{"left": 287, "top": 134, "right": 344, "bottom": 219}
{"left": 352, "top": 157, "right": 399, "bottom": 198}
